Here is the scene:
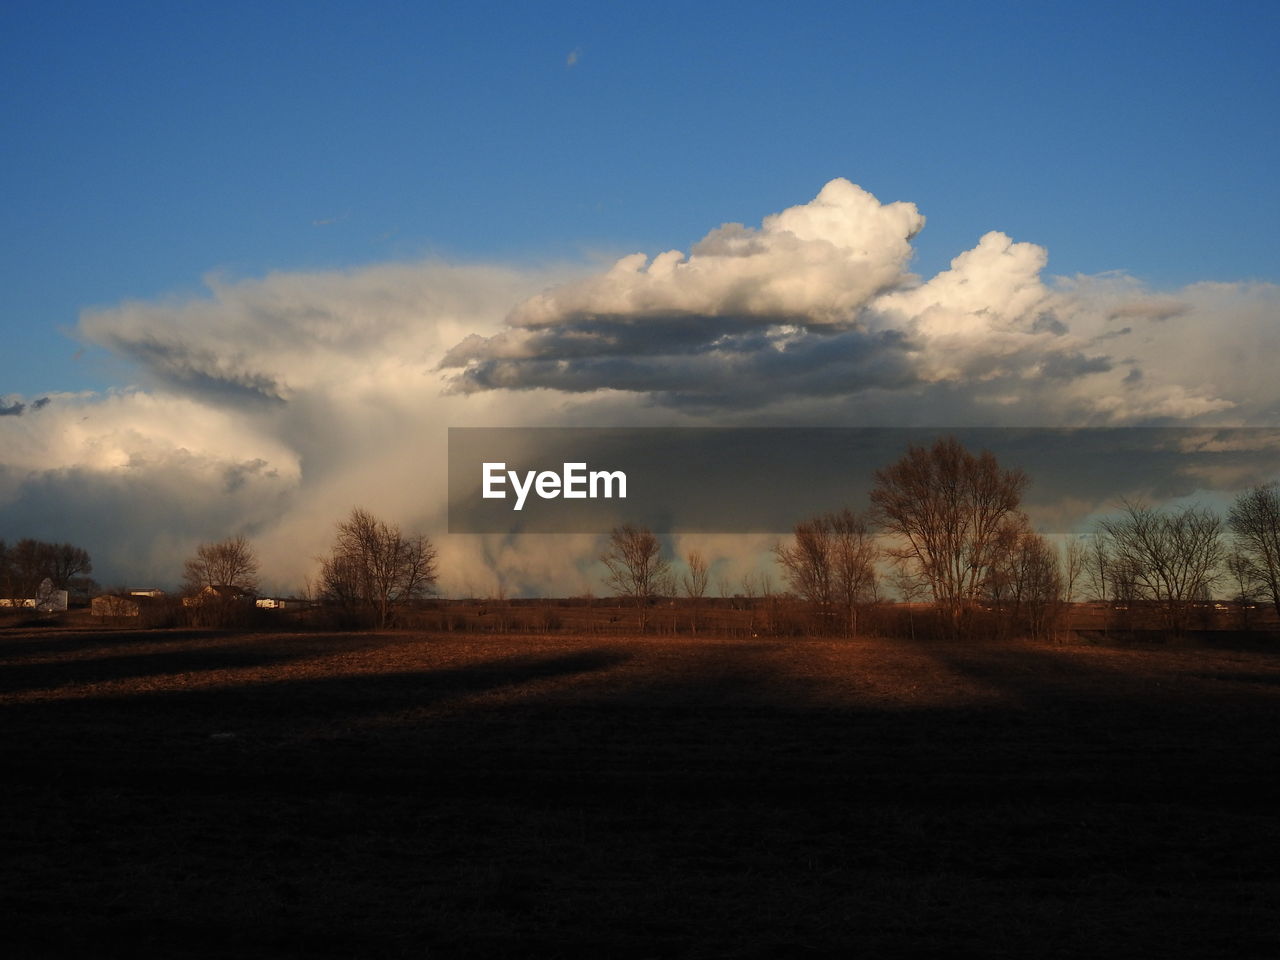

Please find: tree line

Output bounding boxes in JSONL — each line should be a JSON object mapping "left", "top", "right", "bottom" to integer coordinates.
{"left": 11, "top": 436, "right": 1280, "bottom": 638}
{"left": 603, "top": 436, "right": 1280, "bottom": 639}
{"left": 177, "top": 509, "right": 437, "bottom": 629}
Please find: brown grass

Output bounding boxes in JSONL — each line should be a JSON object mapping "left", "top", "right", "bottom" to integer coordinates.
{"left": 3, "top": 627, "right": 1279, "bottom": 958}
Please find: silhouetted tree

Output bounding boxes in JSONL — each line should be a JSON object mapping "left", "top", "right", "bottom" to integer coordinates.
{"left": 600, "top": 524, "right": 669, "bottom": 630}
{"left": 49, "top": 543, "right": 92, "bottom": 587}
{"left": 183, "top": 535, "right": 260, "bottom": 595}
{"left": 888, "top": 567, "right": 929, "bottom": 641}
{"left": 1059, "top": 534, "right": 1086, "bottom": 634}
{"left": 1083, "top": 532, "right": 1111, "bottom": 604}
{"left": 774, "top": 516, "right": 835, "bottom": 632}
{"left": 682, "top": 549, "right": 710, "bottom": 634}
{"left": 985, "top": 516, "right": 1062, "bottom": 640}
{"left": 0, "top": 538, "right": 92, "bottom": 600}
{"left": 318, "top": 508, "right": 438, "bottom": 628}
{"left": 775, "top": 509, "right": 878, "bottom": 635}
{"left": 1096, "top": 500, "right": 1223, "bottom": 634}
{"left": 871, "top": 436, "right": 1027, "bottom": 635}
{"left": 1225, "top": 549, "right": 1262, "bottom": 631}
{"left": 1228, "top": 483, "right": 1280, "bottom": 618}
{"left": 6, "top": 539, "right": 52, "bottom": 598}
{"left": 829, "top": 509, "right": 879, "bottom": 636}
{"left": 0, "top": 540, "right": 11, "bottom": 599}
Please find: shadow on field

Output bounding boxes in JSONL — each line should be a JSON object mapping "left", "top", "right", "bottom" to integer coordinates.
{"left": 1189, "top": 670, "right": 1280, "bottom": 686}
{"left": 891, "top": 639, "right": 1280, "bottom": 806}
{"left": 0, "top": 628, "right": 231, "bottom": 659}
{"left": 4, "top": 634, "right": 1280, "bottom": 959}
{"left": 1, "top": 645, "right": 632, "bottom": 757}
{"left": 0, "top": 642, "right": 319, "bottom": 695}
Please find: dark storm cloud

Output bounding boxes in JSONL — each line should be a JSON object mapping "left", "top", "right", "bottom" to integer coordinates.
{"left": 447, "top": 326, "right": 921, "bottom": 407}
{"left": 0, "top": 459, "right": 292, "bottom": 587}
{"left": 96, "top": 334, "right": 287, "bottom": 406}
{"left": 1031, "top": 313, "right": 1068, "bottom": 336}
{"left": 1039, "top": 352, "right": 1113, "bottom": 380}
{"left": 0, "top": 396, "right": 52, "bottom": 416}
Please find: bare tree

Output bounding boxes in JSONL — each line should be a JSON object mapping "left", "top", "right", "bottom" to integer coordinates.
{"left": 1, "top": 539, "right": 93, "bottom": 600}
{"left": 1082, "top": 531, "right": 1132, "bottom": 633}
{"left": 1228, "top": 483, "right": 1280, "bottom": 619}
{"left": 180, "top": 535, "right": 261, "bottom": 627}
{"left": 870, "top": 436, "right": 1027, "bottom": 635}
{"left": 774, "top": 516, "right": 835, "bottom": 632}
{"left": 5, "top": 539, "right": 52, "bottom": 598}
{"left": 318, "top": 508, "right": 438, "bottom": 628}
{"left": 888, "top": 566, "right": 929, "bottom": 641}
{"left": 1096, "top": 500, "right": 1223, "bottom": 634}
{"left": 48, "top": 543, "right": 92, "bottom": 588}
{"left": 1062, "top": 536, "right": 1085, "bottom": 603}
{"left": 183, "top": 535, "right": 260, "bottom": 595}
{"left": 600, "top": 524, "right": 669, "bottom": 630}
{"left": 985, "top": 517, "right": 1062, "bottom": 640}
{"left": 1058, "top": 534, "right": 1087, "bottom": 635}
{"left": 654, "top": 568, "right": 679, "bottom": 634}
{"left": 682, "top": 549, "right": 710, "bottom": 634}
{"left": 776, "top": 510, "right": 878, "bottom": 636}
{"left": 830, "top": 509, "right": 879, "bottom": 637}
{"left": 1083, "top": 533, "right": 1111, "bottom": 603}
{"left": 1225, "top": 549, "right": 1261, "bottom": 631}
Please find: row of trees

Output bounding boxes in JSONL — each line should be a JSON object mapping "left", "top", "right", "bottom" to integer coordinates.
{"left": 769, "top": 437, "right": 1050, "bottom": 638}
{"left": 16, "top": 437, "right": 1280, "bottom": 639}
{"left": 174, "top": 508, "right": 438, "bottom": 629}
{"left": 1084, "top": 488, "right": 1280, "bottom": 634}
{"left": 601, "top": 436, "right": 1280, "bottom": 639}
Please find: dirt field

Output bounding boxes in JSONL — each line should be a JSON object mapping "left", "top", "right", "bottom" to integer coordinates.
{"left": 3, "top": 627, "right": 1279, "bottom": 958}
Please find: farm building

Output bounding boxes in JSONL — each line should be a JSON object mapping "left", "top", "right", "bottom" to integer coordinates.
{"left": 2, "top": 578, "right": 69, "bottom": 612}
{"left": 255, "top": 597, "right": 311, "bottom": 610}
{"left": 182, "top": 585, "right": 253, "bottom": 606}
{"left": 91, "top": 593, "right": 173, "bottom": 625}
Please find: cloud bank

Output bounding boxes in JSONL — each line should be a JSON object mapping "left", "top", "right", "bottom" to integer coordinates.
{"left": 441, "top": 179, "right": 1270, "bottom": 425}
{"left": 2, "top": 179, "right": 1278, "bottom": 591}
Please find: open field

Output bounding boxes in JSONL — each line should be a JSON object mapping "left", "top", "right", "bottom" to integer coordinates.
{"left": 3, "top": 627, "right": 1280, "bottom": 958}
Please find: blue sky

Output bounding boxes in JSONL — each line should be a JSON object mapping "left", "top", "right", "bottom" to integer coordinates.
{"left": 3, "top": 0, "right": 1277, "bottom": 397}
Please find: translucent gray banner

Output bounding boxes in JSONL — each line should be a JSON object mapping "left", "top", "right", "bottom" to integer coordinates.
{"left": 448, "top": 427, "right": 1280, "bottom": 534}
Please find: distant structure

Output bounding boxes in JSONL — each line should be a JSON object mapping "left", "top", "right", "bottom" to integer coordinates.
{"left": 1, "top": 578, "right": 69, "bottom": 612}
{"left": 255, "top": 597, "right": 311, "bottom": 610}
{"left": 182, "top": 584, "right": 253, "bottom": 607}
